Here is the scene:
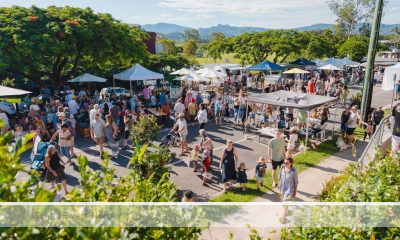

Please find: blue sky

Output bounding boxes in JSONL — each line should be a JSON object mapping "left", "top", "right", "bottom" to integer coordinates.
{"left": 0, "top": 0, "right": 399, "bottom": 28}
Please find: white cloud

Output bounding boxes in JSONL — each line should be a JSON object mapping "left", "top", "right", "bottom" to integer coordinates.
{"left": 159, "top": 0, "right": 326, "bottom": 15}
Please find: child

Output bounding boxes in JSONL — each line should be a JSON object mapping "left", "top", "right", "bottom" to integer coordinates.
{"left": 361, "top": 120, "right": 373, "bottom": 141}
{"left": 202, "top": 150, "right": 212, "bottom": 185}
{"left": 14, "top": 124, "right": 24, "bottom": 143}
{"left": 223, "top": 102, "right": 230, "bottom": 122}
{"left": 254, "top": 157, "right": 267, "bottom": 191}
{"left": 237, "top": 162, "right": 248, "bottom": 191}
{"left": 190, "top": 144, "right": 200, "bottom": 172}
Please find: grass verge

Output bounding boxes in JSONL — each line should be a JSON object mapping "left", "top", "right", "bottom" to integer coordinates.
{"left": 211, "top": 137, "right": 339, "bottom": 202}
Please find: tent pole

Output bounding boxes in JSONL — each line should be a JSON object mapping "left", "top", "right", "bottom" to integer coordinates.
{"left": 130, "top": 80, "right": 133, "bottom": 96}
{"left": 244, "top": 100, "right": 249, "bottom": 136}
{"left": 113, "top": 78, "right": 115, "bottom": 88}
{"left": 332, "top": 104, "right": 338, "bottom": 139}
{"left": 305, "top": 109, "right": 310, "bottom": 151}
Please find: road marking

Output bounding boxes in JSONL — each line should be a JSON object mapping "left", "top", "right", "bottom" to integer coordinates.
{"left": 373, "top": 90, "right": 390, "bottom": 97}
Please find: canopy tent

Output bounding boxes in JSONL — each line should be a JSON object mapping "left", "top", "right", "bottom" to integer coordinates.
{"left": 288, "top": 58, "right": 316, "bottom": 66}
{"left": 174, "top": 73, "right": 206, "bottom": 82}
{"left": 170, "top": 68, "right": 193, "bottom": 75}
{"left": 248, "top": 90, "right": 337, "bottom": 110}
{"left": 67, "top": 73, "right": 107, "bottom": 83}
{"left": 341, "top": 57, "right": 360, "bottom": 67}
{"left": 0, "top": 86, "right": 31, "bottom": 97}
{"left": 196, "top": 68, "right": 226, "bottom": 86}
{"left": 247, "top": 90, "right": 337, "bottom": 146}
{"left": 248, "top": 60, "right": 284, "bottom": 71}
{"left": 283, "top": 68, "right": 310, "bottom": 74}
{"left": 113, "top": 64, "right": 164, "bottom": 90}
{"left": 113, "top": 64, "right": 164, "bottom": 81}
{"left": 319, "top": 64, "right": 341, "bottom": 71}
{"left": 382, "top": 63, "right": 400, "bottom": 91}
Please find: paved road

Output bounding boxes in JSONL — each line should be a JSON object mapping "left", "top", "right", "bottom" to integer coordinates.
{"left": 16, "top": 84, "right": 394, "bottom": 200}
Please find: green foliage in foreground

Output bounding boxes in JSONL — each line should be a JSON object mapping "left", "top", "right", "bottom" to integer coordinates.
{"left": 0, "top": 123, "right": 201, "bottom": 239}
{"left": 130, "top": 115, "right": 161, "bottom": 144}
{"left": 281, "top": 152, "right": 400, "bottom": 239}
{"left": 212, "top": 138, "right": 339, "bottom": 202}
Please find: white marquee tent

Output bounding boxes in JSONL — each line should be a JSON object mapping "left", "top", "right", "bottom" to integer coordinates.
{"left": 113, "top": 64, "right": 164, "bottom": 89}
{"left": 67, "top": 73, "right": 107, "bottom": 83}
{"left": 170, "top": 68, "right": 193, "bottom": 75}
{"left": 382, "top": 63, "right": 400, "bottom": 91}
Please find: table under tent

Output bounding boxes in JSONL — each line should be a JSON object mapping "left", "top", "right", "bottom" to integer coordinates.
{"left": 246, "top": 90, "right": 338, "bottom": 147}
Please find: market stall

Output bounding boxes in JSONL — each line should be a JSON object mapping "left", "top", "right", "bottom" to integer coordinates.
{"left": 247, "top": 90, "right": 337, "bottom": 147}
{"left": 113, "top": 64, "right": 164, "bottom": 92}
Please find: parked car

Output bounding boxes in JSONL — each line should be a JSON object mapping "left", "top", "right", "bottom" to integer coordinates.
{"left": 100, "top": 87, "right": 131, "bottom": 99}
{"left": 0, "top": 100, "right": 16, "bottom": 116}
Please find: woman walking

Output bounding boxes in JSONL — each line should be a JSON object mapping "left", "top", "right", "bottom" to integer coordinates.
{"left": 105, "top": 114, "right": 119, "bottom": 159}
{"left": 45, "top": 145, "right": 68, "bottom": 195}
{"left": 123, "top": 110, "right": 133, "bottom": 149}
{"left": 219, "top": 139, "right": 239, "bottom": 192}
{"left": 278, "top": 157, "right": 298, "bottom": 223}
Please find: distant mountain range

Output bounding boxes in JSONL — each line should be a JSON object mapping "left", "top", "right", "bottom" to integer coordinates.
{"left": 141, "top": 23, "right": 400, "bottom": 41}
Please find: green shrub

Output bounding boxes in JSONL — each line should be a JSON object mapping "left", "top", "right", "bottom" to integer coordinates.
{"left": 130, "top": 115, "right": 161, "bottom": 144}
{"left": 281, "top": 152, "right": 400, "bottom": 239}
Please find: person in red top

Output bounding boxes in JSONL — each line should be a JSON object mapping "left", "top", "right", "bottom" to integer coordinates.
{"left": 307, "top": 79, "right": 315, "bottom": 94}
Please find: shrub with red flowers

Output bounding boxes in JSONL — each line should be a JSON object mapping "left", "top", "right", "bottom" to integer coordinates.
{"left": 27, "top": 16, "right": 38, "bottom": 22}
{"left": 64, "top": 19, "right": 80, "bottom": 26}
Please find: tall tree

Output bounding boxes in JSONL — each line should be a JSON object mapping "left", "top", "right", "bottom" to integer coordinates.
{"left": 158, "top": 39, "right": 178, "bottom": 55}
{"left": 328, "top": 0, "right": 379, "bottom": 38}
{"left": 0, "top": 6, "right": 149, "bottom": 86}
{"left": 209, "top": 32, "right": 225, "bottom": 42}
{"left": 182, "top": 40, "right": 198, "bottom": 56}
{"left": 183, "top": 29, "right": 201, "bottom": 42}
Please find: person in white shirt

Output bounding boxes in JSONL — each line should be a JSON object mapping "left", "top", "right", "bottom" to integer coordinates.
{"left": 174, "top": 99, "right": 185, "bottom": 116}
{"left": 286, "top": 127, "right": 299, "bottom": 158}
{"left": 346, "top": 105, "right": 360, "bottom": 145}
{"left": 68, "top": 96, "right": 80, "bottom": 116}
{"left": 89, "top": 104, "right": 100, "bottom": 123}
{"left": 175, "top": 113, "right": 188, "bottom": 156}
{"left": 195, "top": 104, "right": 208, "bottom": 129}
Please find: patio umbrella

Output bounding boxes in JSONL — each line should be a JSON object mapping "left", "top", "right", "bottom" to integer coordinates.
{"left": 283, "top": 68, "right": 310, "bottom": 74}
{"left": 0, "top": 86, "right": 31, "bottom": 97}
{"left": 318, "top": 64, "right": 341, "bottom": 71}
{"left": 170, "top": 68, "right": 193, "bottom": 75}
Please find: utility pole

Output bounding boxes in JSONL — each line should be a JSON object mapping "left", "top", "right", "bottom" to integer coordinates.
{"left": 361, "top": 0, "right": 384, "bottom": 121}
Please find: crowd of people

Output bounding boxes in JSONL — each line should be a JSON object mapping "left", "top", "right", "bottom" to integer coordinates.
{"left": 2, "top": 64, "right": 398, "bottom": 206}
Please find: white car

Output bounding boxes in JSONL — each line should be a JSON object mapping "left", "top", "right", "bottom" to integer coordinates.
{"left": 0, "top": 100, "right": 16, "bottom": 116}
{"left": 100, "top": 87, "right": 131, "bottom": 99}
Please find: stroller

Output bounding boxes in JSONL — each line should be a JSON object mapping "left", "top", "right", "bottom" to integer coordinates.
{"left": 159, "top": 130, "right": 180, "bottom": 158}
{"left": 31, "top": 139, "right": 52, "bottom": 181}
{"left": 160, "top": 130, "right": 180, "bottom": 148}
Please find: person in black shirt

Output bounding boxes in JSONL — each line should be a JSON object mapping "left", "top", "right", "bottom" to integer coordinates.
{"left": 391, "top": 104, "right": 400, "bottom": 154}
{"left": 45, "top": 145, "right": 68, "bottom": 194}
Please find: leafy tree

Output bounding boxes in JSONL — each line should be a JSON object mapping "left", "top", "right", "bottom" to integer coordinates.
{"left": 0, "top": 6, "right": 149, "bottom": 86}
{"left": 146, "top": 53, "right": 197, "bottom": 73}
{"left": 328, "top": 0, "right": 381, "bottom": 38}
{"left": 338, "top": 35, "right": 388, "bottom": 62}
{"left": 130, "top": 115, "right": 161, "bottom": 144}
{"left": 183, "top": 29, "right": 201, "bottom": 42}
{"left": 182, "top": 40, "right": 198, "bottom": 56}
{"left": 158, "top": 39, "right": 179, "bottom": 55}
{"left": 301, "top": 31, "right": 341, "bottom": 59}
{"left": 209, "top": 32, "right": 225, "bottom": 42}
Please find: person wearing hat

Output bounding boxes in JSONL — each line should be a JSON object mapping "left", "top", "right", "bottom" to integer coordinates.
{"left": 286, "top": 127, "right": 299, "bottom": 158}
{"left": 29, "top": 98, "right": 40, "bottom": 118}
{"left": 51, "top": 123, "right": 72, "bottom": 165}
{"left": 202, "top": 149, "right": 212, "bottom": 185}
{"left": 175, "top": 113, "right": 188, "bottom": 156}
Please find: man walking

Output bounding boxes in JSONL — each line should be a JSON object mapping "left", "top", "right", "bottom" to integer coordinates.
{"left": 176, "top": 113, "right": 188, "bottom": 156}
{"left": 91, "top": 113, "right": 106, "bottom": 157}
{"left": 268, "top": 131, "right": 286, "bottom": 188}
